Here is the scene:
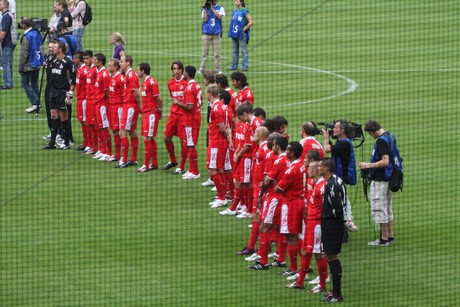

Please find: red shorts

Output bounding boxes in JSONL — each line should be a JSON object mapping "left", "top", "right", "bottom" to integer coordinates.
{"left": 302, "top": 219, "right": 322, "bottom": 253}
{"left": 120, "top": 104, "right": 140, "bottom": 131}
{"left": 76, "top": 98, "right": 86, "bottom": 122}
{"left": 95, "top": 103, "right": 110, "bottom": 130}
{"left": 206, "top": 147, "right": 226, "bottom": 170}
{"left": 234, "top": 157, "right": 252, "bottom": 183}
{"left": 280, "top": 198, "right": 306, "bottom": 235}
{"left": 261, "top": 193, "right": 282, "bottom": 225}
{"left": 108, "top": 104, "right": 123, "bottom": 131}
{"left": 183, "top": 126, "right": 200, "bottom": 146}
{"left": 141, "top": 112, "right": 160, "bottom": 137}
{"left": 164, "top": 112, "right": 183, "bottom": 138}
{"left": 86, "top": 101, "right": 97, "bottom": 126}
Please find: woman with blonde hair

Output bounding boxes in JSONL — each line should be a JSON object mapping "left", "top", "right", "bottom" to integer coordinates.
{"left": 110, "top": 32, "right": 126, "bottom": 60}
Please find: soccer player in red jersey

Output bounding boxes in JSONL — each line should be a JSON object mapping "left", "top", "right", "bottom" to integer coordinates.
{"left": 116, "top": 55, "right": 141, "bottom": 168}
{"left": 83, "top": 50, "right": 98, "bottom": 154}
{"left": 300, "top": 121, "right": 325, "bottom": 163}
{"left": 92, "top": 53, "right": 113, "bottom": 161}
{"left": 206, "top": 84, "right": 233, "bottom": 207}
{"left": 276, "top": 142, "right": 307, "bottom": 276}
{"left": 73, "top": 51, "right": 89, "bottom": 151}
{"left": 273, "top": 115, "right": 290, "bottom": 140}
{"left": 164, "top": 61, "right": 187, "bottom": 172}
{"left": 173, "top": 66, "right": 202, "bottom": 179}
{"left": 136, "top": 63, "right": 163, "bottom": 172}
{"left": 107, "top": 58, "right": 124, "bottom": 161}
{"left": 248, "top": 136, "right": 290, "bottom": 269}
{"left": 287, "top": 160, "right": 329, "bottom": 292}
{"left": 231, "top": 71, "right": 254, "bottom": 107}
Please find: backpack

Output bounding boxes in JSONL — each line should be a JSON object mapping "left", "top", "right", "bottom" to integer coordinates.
{"left": 78, "top": 0, "right": 93, "bottom": 26}
{"left": 380, "top": 132, "right": 403, "bottom": 192}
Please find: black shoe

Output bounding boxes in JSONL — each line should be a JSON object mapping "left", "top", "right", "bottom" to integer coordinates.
{"left": 163, "top": 161, "right": 178, "bottom": 170}
{"left": 248, "top": 262, "right": 269, "bottom": 270}
{"left": 126, "top": 160, "right": 138, "bottom": 167}
{"left": 42, "top": 144, "right": 56, "bottom": 150}
{"left": 270, "top": 261, "right": 287, "bottom": 268}
{"left": 76, "top": 144, "right": 85, "bottom": 151}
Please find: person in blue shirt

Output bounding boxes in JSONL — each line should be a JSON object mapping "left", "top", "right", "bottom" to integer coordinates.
{"left": 199, "top": 0, "right": 225, "bottom": 74}
{"left": 228, "top": 0, "right": 253, "bottom": 72}
{"left": 56, "top": 22, "right": 78, "bottom": 59}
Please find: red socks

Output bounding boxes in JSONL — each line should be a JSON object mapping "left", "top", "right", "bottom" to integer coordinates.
{"left": 130, "top": 136, "right": 138, "bottom": 162}
{"left": 165, "top": 139, "right": 177, "bottom": 164}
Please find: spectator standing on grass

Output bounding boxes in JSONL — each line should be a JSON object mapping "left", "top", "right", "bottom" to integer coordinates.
{"left": 228, "top": 0, "right": 253, "bottom": 72}
{"left": 111, "top": 32, "right": 126, "bottom": 61}
{"left": 19, "top": 17, "right": 44, "bottom": 113}
{"left": 199, "top": 0, "right": 225, "bottom": 74}
{"left": 0, "top": 0, "right": 16, "bottom": 90}
{"left": 323, "top": 119, "right": 359, "bottom": 233}
{"left": 359, "top": 120, "right": 396, "bottom": 246}
{"left": 69, "top": 0, "right": 86, "bottom": 51}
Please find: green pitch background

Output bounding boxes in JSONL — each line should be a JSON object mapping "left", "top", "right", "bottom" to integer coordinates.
{"left": 1, "top": 0, "right": 459, "bottom": 305}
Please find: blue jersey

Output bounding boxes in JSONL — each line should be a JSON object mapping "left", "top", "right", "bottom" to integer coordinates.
{"left": 228, "top": 8, "right": 250, "bottom": 40}
{"left": 24, "top": 29, "right": 44, "bottom": 69}
{"left": 202, "top": 5, "right": 223, "bottom": 35}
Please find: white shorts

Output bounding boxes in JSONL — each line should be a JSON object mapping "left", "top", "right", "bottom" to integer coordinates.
{"left": 370, "top": 181, "right": 393, "bottom": 223}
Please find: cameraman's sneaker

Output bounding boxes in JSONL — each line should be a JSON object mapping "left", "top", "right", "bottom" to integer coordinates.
{"left": 368, "top": 238, "right": 390, "bottom": 246}
{"left": 25, "top": 105, "right": 38, "bottom": 113}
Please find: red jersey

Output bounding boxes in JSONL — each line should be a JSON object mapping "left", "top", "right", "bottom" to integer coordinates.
{"left": 249, "top": 116, "right": 263, "bottom": 154}
{"left": 300, "top": 136, "right": 325, "bottom": 162}
{"left": 75, "top": 64, "right": 89, "bottom": 100}
{"left": 264, "top": 151, "right": 277, "bottom": 176}
{"left": 305, "top": 177, "right": 315, "bottom": 205}
{"left": 85, "top": 65, "right": 98, "bottom": 103}
{"left": 237, "top": 86, "right": 254, "bottom": 106}
{"left": 308, "top": 177, "right": 326, "bottom": 220}
{"left": 109, "top": 72, "right": 124, "bottom": 105}
{"left": 182, "top": 79, "right": 202, "bottom": 127}
{"left": 266, "top": 153, "right": 289, "bottom": 194}
{"left": 241, "top": 122, "right": 253, "bottom": 158}
{"left": 167, "top": 76, "right": 187, "bottom": 115}
{"left": 234, "top": 121, "right": 246, "bottom": 155}
{"left": 277, "top": 159, "right": 306, "bottom": 201}
{"left": 253, "top": 141, "right": 269, "bottom": 184}
{"left": 94, "top": 67, "right": 111, "bottom": 104}
{"left": 209, "top": 99, "right": 229, "bottom": 148}
{"left": 141, "top": 76, "right": 161, "bottom": 113}
{"left": 123, "top": 69, "right": 140, "bottom": 105}
{"left": 225, "top": 87, "right": 237, "bottom": 118}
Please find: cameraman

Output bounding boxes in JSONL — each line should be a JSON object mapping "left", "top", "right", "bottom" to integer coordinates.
{"left": 199, "top": 0, "right": 225, "bottom": 74}
{"left": 323, "top": 120, "right": 359, "bottom": 233}
{"left": 19, "top": 17, "right": 44, "bottom": 113}
{"left": 359, "top": 120, "right": 395, "bottom": 246}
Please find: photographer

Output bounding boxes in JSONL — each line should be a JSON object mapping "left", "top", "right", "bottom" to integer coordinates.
{"left": 359, "top": 120, "right": 395, "bottom": 246}
{"left": 199, "top": 0, "right": 225, "bottom": 74}
{"left": 19, "top": 17, "right": 44, "bottom": 113}
{"left": 323, "top": 119, "right": 359, "bottom": 233}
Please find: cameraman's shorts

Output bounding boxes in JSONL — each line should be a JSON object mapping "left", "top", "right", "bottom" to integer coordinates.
{"left": 370, "top": 181, "right": 393, "bottom": 223}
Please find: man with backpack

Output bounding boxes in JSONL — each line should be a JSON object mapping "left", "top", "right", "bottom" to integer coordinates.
{"left": 360, "top": 120, "right": 401, "bottom": 246}
{"left": 19, "top": 17, "right": 45, "bottom": 113}
{"left": 69, "top": 0, "right": 91, "bottom": 51}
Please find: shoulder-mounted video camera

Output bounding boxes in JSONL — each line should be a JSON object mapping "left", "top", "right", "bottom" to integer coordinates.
{"left": 18, "top": 18, "right": 49, "bottom": 33}
{"left": 317, "top": 121, "right": 365, "bottom": 148}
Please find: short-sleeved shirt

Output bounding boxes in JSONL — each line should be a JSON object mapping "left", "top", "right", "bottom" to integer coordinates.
{"left": 59, "top": 9, "right": 73, "bottom": 29}
{"left": 234, "top": 121, "right": 246, "bottom": 154}
{"left": 141, "top": 76, "right": 161, "bottom": 113}
{"left": 167, "top": 76, "right": 187, "bottom": 115}
{"left": 49, "top": 56, "right": 76, "bottom": 90}
{"left": 236, "top": 86, "right": 254, "bottom": 106}
{"left": 75, "top": 64, "right": 89, "bottom": 100}
{"left": 253, "top": 141, "right": 269, "bottom": 184}
{"left": 182, "top": 79, "right": 202, "bottom": 127}
{"left": 85, "top": 65, "right": 98, "bottom": 103}
{"left": 1, "top": 12, "right": 13, "bottom": 48}
{"left": 123, "top": 69, "right": 140, "bottom": 105}
{"left": 266, "top": 153, "right": 289, "bottom": 195}
{"left": 300, "top": 136, "right": 325, "bottom": 162}
{"left": 94, "top": 67, "right": 110, "bottom": 104}
{"left": 208, "top": 99, "right": 229, "bottom": 148}
{"left": 308, "top": 177, "right": 326, "bottom": 220}
{"left": 277, "top": 159, "right": 305, "bottom": 201}
{"left": 370, "top": 137, "right": 391, "bottom": 181}
{"left": 109, "top": 72, "right": 124, "bottom": 105}
{"left": 113, "top": 44, "right": 124, "bottom": 60}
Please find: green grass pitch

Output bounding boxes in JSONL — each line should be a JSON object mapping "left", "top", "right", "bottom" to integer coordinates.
{"left": 1, "top": 0, "right": 459, "bottom": 305}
